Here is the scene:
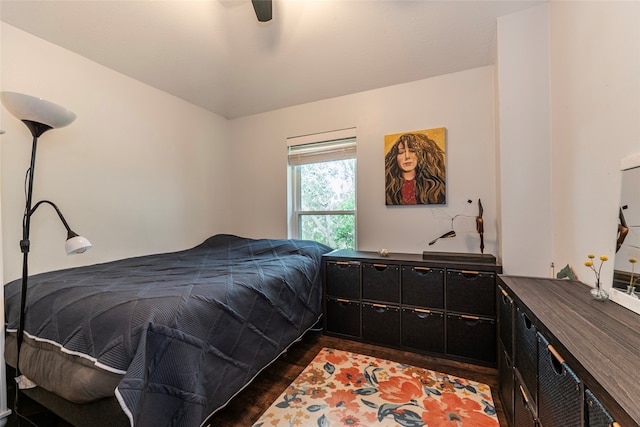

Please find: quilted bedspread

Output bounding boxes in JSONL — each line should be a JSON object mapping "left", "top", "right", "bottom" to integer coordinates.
{"left": 4, "top": 234, "right": 332, "bottom": 426}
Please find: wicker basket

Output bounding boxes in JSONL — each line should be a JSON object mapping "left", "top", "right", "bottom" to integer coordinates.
{"left": 537, "top": 333, "right": 583, "bottom": 427}
{"left": 585, "top": 389, "right": 615, "bottom": 427}
{"left": 515, "top": 306, "right": 538, "bottom": 409}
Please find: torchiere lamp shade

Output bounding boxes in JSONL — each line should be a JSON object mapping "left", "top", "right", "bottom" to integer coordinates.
{"left": 1, "top": 91, "right": 76, "bottom": 129}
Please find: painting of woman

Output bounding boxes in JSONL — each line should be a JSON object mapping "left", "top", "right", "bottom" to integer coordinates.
{"left": 384, "top": 129, "right": 446, "bottom": 205}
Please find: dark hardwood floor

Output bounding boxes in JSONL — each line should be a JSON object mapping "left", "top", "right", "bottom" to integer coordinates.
{"left": 5, "top": 382, "right": 72, "bottom": 427}
{"left": 5, "top": 331, "right": 507, "bottom": 426}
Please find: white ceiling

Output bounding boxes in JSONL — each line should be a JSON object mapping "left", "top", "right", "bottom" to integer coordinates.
{"left": 0, "top": 0, "right": 544, "bottom": 119}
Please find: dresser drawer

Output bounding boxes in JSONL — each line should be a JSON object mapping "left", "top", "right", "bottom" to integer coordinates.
{"left": 499, "top": 344, "right": 515, "bottom": 427}
{"left": 362, "top": 302, "right": 400, "bottom": 346}
{"left": 585, "top": 389, "right": 615, "bottom": 427}
{"left": 325, "top": 298, "right": 360, "bottom": 338}
{"left": 446, "top": 314, "right": 496, "bottom": 363}
{"left": 537, "top": 333, "right": 583, "bottom": 427}
{"left": 514, "top": 377, "right": 538, "bottom": 427}
{"left": 498, "top": 285, "right": 514, "bottom": 360}
{"left": 362, "top": 263, "right": 400, "bottom": 303}
{"left": 401, "top": 307, "right": 444, "bottom": 354}
{"left": 402, "top": 266, "right": 444, "bottom": 309}
{"left": 515, "top": 306, "right": 538, "bottom": 410}
{"left": 326, "top": 261, "right": 360, "bottom": 299}
{"left": 446, "top": 269, "right": 495, "bottom": 316}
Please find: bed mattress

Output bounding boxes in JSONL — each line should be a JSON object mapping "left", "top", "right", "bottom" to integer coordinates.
{"left": 4, "top": 234, "right": 332, "bottom": 426}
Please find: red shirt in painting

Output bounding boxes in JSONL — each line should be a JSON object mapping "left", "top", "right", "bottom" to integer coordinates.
{"left": 401, "top": 179, "right": 417, "bottom": 204}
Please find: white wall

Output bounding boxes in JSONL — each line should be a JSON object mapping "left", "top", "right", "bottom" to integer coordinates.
{"left": 229, "top": 67, "right": 499, "bottom": 257}
{"left": 550, "top": 0, "right": 640, "bottom": 289}
{"left": 0, "top": 17, "right": 9, "bottom": 423}
{"left": 496, "top": 4, "right": 553, "bottom": 276}
{"left": 0, "top": 23, "right": 231, "bottom": 282}
{"left": 496, "top": 2, "right": 640, "bottom": 285}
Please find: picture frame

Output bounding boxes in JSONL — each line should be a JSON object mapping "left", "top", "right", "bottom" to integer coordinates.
{"left": 384, "top": 127, "right": 447, "bottom": 205}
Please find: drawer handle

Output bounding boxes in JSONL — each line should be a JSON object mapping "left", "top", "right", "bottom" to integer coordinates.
{"left": 373, "top": 263, "right": 388, "bottom": 268}
{"left": 500, "top": 288, "right": 508, "bottom": 297}
{"left": 336, "top": 261, "right": 350, "bottom": 265}
{"left": 519, "top": 385, "right": 530, "bottom": 404}
{"left": 336, "top": 298, "right": 350, "bottom": 303}
{"left": 548, "top": 344, "right": 565, "bottom": 364}
{"left": 460, "top": 270, "right": 480, "bottom": 275}
{"left": 372, "top": 303, "right": 387, "bottom": 308}
{"left": 461, "top": 315, "right": 480, "bottom": 320}
{"left": 521, "top": 312, "right": 533, "bottom": 329}
{"left": 501, "top": 293, "right": 512, "bottom": 305}
{"left": 414, "top": 308, "right": 431, "bottom": 314}
{"left": 414, "top": 266, "right": 431, "bottom": 272}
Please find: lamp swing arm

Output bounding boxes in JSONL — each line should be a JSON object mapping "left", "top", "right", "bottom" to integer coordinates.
{"left": 28, "top": 201, "right": 77, "bottom": 237}
{"left": 20, "top": 137, "right": 84, "bottom": 255}
{"left": 19, "top": 137, "right": 79, "bottom": 248}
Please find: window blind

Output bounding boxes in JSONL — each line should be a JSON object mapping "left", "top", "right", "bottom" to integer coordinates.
{"left": 287, "top": 137, "right": 356, "bottom": 166}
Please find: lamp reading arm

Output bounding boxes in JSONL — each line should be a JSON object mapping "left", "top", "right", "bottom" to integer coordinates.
{"left": 27, "top": 200, "right": 92, "bottom": 255}
{"left": 15, "top": 199, "right": 91, "bottom": 380}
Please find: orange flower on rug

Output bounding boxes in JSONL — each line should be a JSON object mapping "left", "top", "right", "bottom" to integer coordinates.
{"left": 253, "top": 347, "right": 499, "bottom": 427}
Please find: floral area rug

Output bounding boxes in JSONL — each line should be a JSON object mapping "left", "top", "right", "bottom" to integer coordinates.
{"left": 253, "top": 347, "right": 499, "bottom": 427}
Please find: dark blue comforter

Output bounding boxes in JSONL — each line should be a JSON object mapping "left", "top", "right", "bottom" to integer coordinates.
{"left": 4, "top": 234, "right": 332, "bottom": 426}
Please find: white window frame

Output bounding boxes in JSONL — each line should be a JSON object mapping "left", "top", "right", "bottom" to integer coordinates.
{"left": 287, "top": 128, "right": 357, "bottom": 247}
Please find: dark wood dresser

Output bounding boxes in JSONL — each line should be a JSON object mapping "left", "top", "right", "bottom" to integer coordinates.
{"left": 498, "top": 275, "right": 640, "bottom": 427}
{"left": 322, "top": 250, "right": 501, "bottom": 366}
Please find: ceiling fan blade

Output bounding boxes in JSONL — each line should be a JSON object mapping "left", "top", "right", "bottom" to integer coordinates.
{"left": 251, "top": 0, "right": 272, "bottom": 22}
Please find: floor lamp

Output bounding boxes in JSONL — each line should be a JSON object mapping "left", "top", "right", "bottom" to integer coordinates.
{"left": 0, "top": 92, "right": 92, "bottom": 387}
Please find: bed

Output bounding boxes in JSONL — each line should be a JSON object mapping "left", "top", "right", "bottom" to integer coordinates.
{"left": 4, "top": 234, "right": 332, "bottom": 426}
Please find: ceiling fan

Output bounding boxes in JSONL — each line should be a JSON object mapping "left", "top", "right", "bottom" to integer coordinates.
{"left": 251, "top": 0, "right": 272, "bottom": 22}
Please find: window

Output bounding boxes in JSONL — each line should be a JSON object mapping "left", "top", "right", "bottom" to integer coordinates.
{"left": 288, "top": 129, "right": 356, "bottom": 250}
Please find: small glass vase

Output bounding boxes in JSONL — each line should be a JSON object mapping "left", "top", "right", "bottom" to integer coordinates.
{"left": 626, "top": 285, "right": 639, "bottom": 300}
{"left": 590, "top": 282, "right": 609, "bottom": 301}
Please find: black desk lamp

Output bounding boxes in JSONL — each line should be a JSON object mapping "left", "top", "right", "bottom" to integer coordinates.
{"left": 0, "top": 92, "right": 92, "bottom": 382}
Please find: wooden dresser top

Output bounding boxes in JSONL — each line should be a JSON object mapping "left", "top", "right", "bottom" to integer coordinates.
{"left": 499, "top": 275, "right": 640, "bottom": 427}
